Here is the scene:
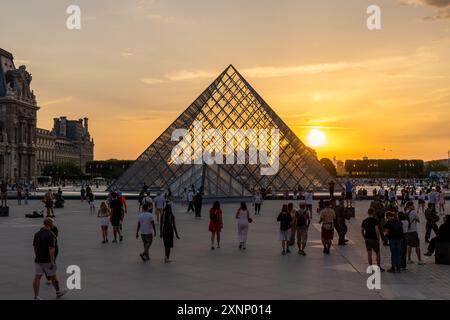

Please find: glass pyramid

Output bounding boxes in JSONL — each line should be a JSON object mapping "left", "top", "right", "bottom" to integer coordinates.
{"left": 109, "top": 65, "right": 332, "bottom": 197}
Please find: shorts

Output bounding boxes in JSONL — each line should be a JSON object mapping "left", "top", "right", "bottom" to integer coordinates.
{"left": 99, "top": 217, "right": 109, "bottom": 227}
{"left": 278, "top": 229, "right": 291, "bottom": 241}
{"left": 365, "top": 239, "right": 380, "bottom": 252}
{"left": 405, "top": 231, "right": 420, "bottom": 247}
{"left": 345, "top": 192, "right": 352, "bottom": 200}
{"left": 35, "top": 263, "right": 57, "bottom": 277}
{"left": 111, "top": 216, "right": 121, "bottom": 227}
{"left": 418, "top": 199, "right": 425, "bottom": 205}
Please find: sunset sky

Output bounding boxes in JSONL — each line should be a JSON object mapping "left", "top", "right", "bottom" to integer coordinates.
{"left": 1, "top": 0, "right": 449, "bottom": 161}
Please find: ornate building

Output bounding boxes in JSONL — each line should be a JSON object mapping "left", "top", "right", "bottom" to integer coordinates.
{"left": 0, "top": 48, "right": 38, "bottom": 183}
{"left": 51, "top": 116, "right": 94, "bottom": 173}
{"left": 36, "top": 128, "right": 56, "bottom": 174}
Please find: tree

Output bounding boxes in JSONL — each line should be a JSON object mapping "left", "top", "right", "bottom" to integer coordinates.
{"left": 320, "top": 158, "right": 337, "bottom": 176}
{"left": 42, "top": 162, "right": 85, "bottom": 180}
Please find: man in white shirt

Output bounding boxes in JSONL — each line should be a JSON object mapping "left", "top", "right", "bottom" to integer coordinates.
{"left": 136, "top": 203, "right": 156, "bottom": 262}
{"left": 304, "top": 189, "right": 313, "bottom": 218}
{"left": 153, "top": 193, "right": 165, "bottom": 225}
{"left": 186, "top": 189, "right": 194, "bottom": 213}
{"left": 404, "top": 201, "right": 424, "bottom": 265}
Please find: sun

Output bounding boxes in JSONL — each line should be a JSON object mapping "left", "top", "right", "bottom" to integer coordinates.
{"left": 307, "top": 129, "right": 326, "bottom": 147}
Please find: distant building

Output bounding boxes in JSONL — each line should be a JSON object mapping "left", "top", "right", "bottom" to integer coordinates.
{"left": 36, "top": 128, "right": 56, "bottom": 174}
{"left": 0, "top": 48, "right": 38, "bottom": 183}
{"left": 50, "top": 116, "right": 94, "bottom": 173}
{"left": 345, "top": 159, "right": 424, "bottom": 177}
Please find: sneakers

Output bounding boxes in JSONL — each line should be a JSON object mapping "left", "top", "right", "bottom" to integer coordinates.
{"left": 387, "top": 268, "right": 396, "bottom": 273}
{"left": 424, "top": 252, "right": 432, "bottom": 256}
{"left": 139, "top": 253, "right": 146, "bottom": 262}
{"left": 417, "top": 261, "right": 425, "bottom": 265}
{"left": 238, "top": 243, "right": 242, "bottom": 249}
{"left": 34, "top": 296, "right": 43, "bottom": 300}
{"left": 211, "top": 246, "right": 215, "bottom": 250}
{"left": 164, "top": 258, "right": 172, "bottom": 263}
{"left": 286, "top": 248, "right": 291, "bottom": 254}
{"left": 281, "top": 250, "right": 286, "bottom": 255}
{"left": 101, "top": 240, "right": 106, "bottom": 244}
{"left": 112, "top": 239, "right": 117, "bottom": 243}
{"left": 119, "top": 235, "right": 123, "bottom": 242}
{"left": 56, "top": 290, "right": 67, "bottom": 299}
{"left": 301, "top": 251, "right": 306, "bottom": 256}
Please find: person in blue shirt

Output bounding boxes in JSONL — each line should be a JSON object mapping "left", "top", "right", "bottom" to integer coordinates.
{"left": 345, "top": 180, "right": 353, "bottom": 208}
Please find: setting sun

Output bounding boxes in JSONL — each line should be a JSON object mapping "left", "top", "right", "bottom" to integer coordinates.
{"left": 307, "top": 129, "right": 326, "bottom": 148}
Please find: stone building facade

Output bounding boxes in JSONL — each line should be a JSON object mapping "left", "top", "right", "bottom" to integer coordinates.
{"left": 36, "top": 128, "right": 56, "bottom": 174}
{"left": 52, "top": 116, "right": 94, "bottom": 173}
{"left": 0, "top": 48, "right": 38, "bottom": 183}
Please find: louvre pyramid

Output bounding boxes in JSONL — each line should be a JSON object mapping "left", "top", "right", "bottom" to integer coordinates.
{"left": 109, "top": 65, "right": 332, "bottom": 197}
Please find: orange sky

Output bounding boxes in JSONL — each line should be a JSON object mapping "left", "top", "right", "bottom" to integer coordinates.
{"left": 1, "top": 0, "right": 449, "bottom": 161}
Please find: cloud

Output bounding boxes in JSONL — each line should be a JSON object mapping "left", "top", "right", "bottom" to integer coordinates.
{"left": 40, "top": 96, "right": 74, "bottom": 107}
{"left": 120, "top": 48, "right": 135, "bottom": 58}
{"left": 141, "top": 78, "right": 165, "bottom": 85}
{"left": 165, "top": 70, "right": 216, "bottom": 81}
{"left": 400, "top": 0, "right": 450, "bottom": 20}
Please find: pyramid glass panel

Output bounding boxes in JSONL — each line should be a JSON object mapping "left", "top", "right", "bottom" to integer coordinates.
{"left": 109, "top": 65, "right": 332, "bottom": 197}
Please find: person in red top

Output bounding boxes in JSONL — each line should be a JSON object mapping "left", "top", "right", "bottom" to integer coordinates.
{"left": 117, "top": 191, "right": 127, "bottom": 231}
{"left": 209, "top": 201, "right": 223, "bottom": 250}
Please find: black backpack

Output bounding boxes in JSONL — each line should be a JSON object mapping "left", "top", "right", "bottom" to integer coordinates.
{"left": 296, "top": 210, "right": 307, "bottom": 227}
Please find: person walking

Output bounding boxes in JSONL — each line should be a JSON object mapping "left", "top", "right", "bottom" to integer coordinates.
{"left": 109, "top": 192, "right": 124, "bottom": 243}
{"left": 404, "top": 201, "right": 424, "bottom": 265}
{"left": 304, "top": 189, "right": 313, "bottom": 218}
{"left": 437, "top": 186, "right": 446, "bottom": 215}
{"left": 97, "top": 202, "right": 110, "bottom": 243}
{"left": 193, "top": 192, "right": 203, "bottom": 218}
{"left": 154, "top": 192, "right": 165, "bottom": 224}
{"left": 344, "top": 180, "right": 353, "bottom": 208}
{"left": 335, "top": 198, "right": 349, "bottom": 245}
{"left": 384, "top": 211, "right": 404, "bottom": 273}
{"left": 425, "top": 215, "right": 450, "bottom": 256}
{"left": 287, "top": 203, "right": 297, "bottom": 250}
{"left": 296, "top": 202, "right": 310, "bottom": 255}
{"left": 142, "top": 192, "right": 153, "bottom": 213}
{"left": 160, "top": 205, "right": 180, "bottom": 263}
{"left": 236, "top": 202, "right": 252, "bottom": 250}
{"left": 428, "top": 188, "right": 437, "bottom": 211}
{"left": 253, "top": 190, "right": 263, "bottom": 215}
{"left": 0, "top": 180, "right": 7, "bottom": 207}
{"left": 277, "top": 204, "right": 293, "bottom": 255}
{"left": 32, "top": 218, "right": 67, "bottom": 300}
{"left": 398, "top": 211, "right": 409, "bottom": 270}
{"left": 209, "top": 201, "right": 223, "bottom": 250}
{"left": 136, "top": 203, "right": 156, "bottom": 262}
{"left": 186, "top": 189, "right": 194, "bottom": 213}
{"left": 24, "top": 186, "right": 30, "bottom": 205}
{"left": 43, "top": 189, "right": 54, "bottom": 218}
{"left": 424, "top": 203, "right": 439, "bottom": 243}
{"left": 17, "top": 185, "right": 23, "bottom": 205}
{"left": 417, "top": 190, "right": 426, "bottom": 214}
{"left": 328, "top": 180, "right": 335, "bottom": 199}
{"left": 87, "top": 190, "right": 95, "bottom": 214}
{"left": 319, "top": 200, "right": 335, "bottom": 254}
{"left": 361, "top": 208, "right": 385, "bottom": 271}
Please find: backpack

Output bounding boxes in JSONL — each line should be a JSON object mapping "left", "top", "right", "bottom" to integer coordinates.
{"left": 296, "top": 210, "right": 307, "bottom": 227}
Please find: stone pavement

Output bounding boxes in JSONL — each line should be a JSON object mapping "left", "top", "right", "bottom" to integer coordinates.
{"left": 0, "top": 198, "right": 449, "bottom": 300}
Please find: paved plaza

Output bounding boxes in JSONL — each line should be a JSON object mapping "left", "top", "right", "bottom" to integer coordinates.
{"left": 0, "top": 198, "right": 449, "bottom": 300}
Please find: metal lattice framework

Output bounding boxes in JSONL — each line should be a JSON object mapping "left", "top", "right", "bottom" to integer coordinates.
{"left": 109, "top": 65, "right": 332, "bottom": 197}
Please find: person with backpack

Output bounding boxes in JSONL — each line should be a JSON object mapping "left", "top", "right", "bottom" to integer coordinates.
{"left": 209, "top": 201, "right": 223, "bottom": 250}
{"left": 296, "top": 202, "right": 310, "bottom": 255}
{"left": 404, "top": 201, "right": 425, "bottom": 265}
{"left": 334, "top": 198, "right": 349, "bottom": 245}
{"left": 384, "top": 211, "right": 404, "bottom": 273}
{"left": 319, "top": 201, "right": 335, "bottom": 254}
{"left": 277, "top": 204, "right": 292, "bottom": 255}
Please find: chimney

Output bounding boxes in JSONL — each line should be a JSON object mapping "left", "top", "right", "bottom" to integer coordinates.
{"left": 60, "top": 116, "right": 67, "bottom": 137}
{"left": 83, "top": 117, "right": 89, "bottom": 133}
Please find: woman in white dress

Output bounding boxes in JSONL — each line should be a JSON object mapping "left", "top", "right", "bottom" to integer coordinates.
{"left": 97, "top": 202, "right": 111, "bottom": 243}
{"left": 236, "top": 202, "right": 252, "bottom": 250}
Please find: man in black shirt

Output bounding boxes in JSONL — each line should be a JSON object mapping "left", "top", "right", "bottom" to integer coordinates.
{"left": 361, "top": 208, "right": 385, "bottom": 271}
{"left": 110, "top": 192, "right": 124, "bottom": 242}
{"left": 425, "top": 215, "right": 450, "bottom": 256}
{"left": 32, "top": 218, "right": 66, "bottom": 300}
{"left": 0, "top": 180, "right": 7, "bottom": 206}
